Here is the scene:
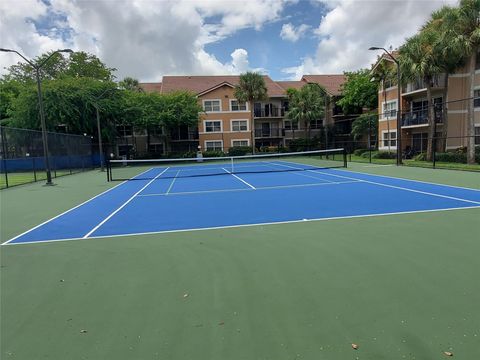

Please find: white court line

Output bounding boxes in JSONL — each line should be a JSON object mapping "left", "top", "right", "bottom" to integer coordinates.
{"left": 275, "top": 161, "right": 480, "bottom": 206}
{"left": 82, "top": 167, "right": 170, "bottom": 239}
{"left": 5, "top": 205, "right": 480, "bottom": 246}
{"left": 222, "top": 168, "right": 256, "bottom": 189}
{"left": 1, "top": 167, "right": 155, "bottom": 245}
{"left": 166, "top": 170, "right": 180, "bottom": 195}
{"left": 138, "top": 180, "right": 360, "bottom": 197}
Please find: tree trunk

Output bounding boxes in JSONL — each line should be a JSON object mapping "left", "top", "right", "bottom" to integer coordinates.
{"left": 426, "top": 80, "right": 435, "bottom": 162}
{"left": 441, "top": 74, "right": 449, "bottom": 152}
{"left": 250, "top": 101, "right": 255, "bottom": 154}
{"left": 467, "top": 49, "right": 477, "bottom": 164}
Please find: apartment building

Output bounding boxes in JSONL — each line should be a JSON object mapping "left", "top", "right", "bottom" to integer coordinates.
{"left": 120, "top": 74, "right": 348, "bottom": 156}
{"left": 373, "top": 52, "right": 480, "bottom": 154}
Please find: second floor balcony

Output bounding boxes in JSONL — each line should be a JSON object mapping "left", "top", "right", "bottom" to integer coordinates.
{"left": 254, "top": 107, "right": 286, "bottom": 118}
{"left": 402, "top": 74, "right": 447, "bottom": 95}
{"left": 254, "top": 128, "right": 285, "bottom": 138}
{"left": 401, "top": 109, "right": 443, "bottom": 127}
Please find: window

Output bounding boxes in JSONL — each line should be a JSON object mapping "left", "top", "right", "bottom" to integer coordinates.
{"left": 284, "top": 120, "right": 299, "bottom": 130}
{"left": 205, "top": 141, "right": 223, "bottom": 151}
{"left": 382, "top": 101, "right": 397, "bottom": 119}
{"left": 382, "top": 131, "right": 397, "bottom": 147}
{"left": 204, "top": 120, "right": 222, "bottom": 133}
{"left": 231, "top": 120, "right": 248, "bottom": 131}
{"left": 474, "top": 89, "right": 480, "bottom": 108}
{"left": 148, "top": 144, "right": 164, "bottom": 154}
{"left": 232, "top": 140, "right": 249, "bottom": 147}
{"left": 475, "top": 126, "right": 480, "bottom": 145}
{"left": 149, "top": 126, "right": 163, "bottom": 136}
{"left": 310, "top": 119, "right": 322, "bottom": 129}
{"left": 230, "top": 100, "right": 247, "bottom": 111}
{"left": 203, "top": 100, "right": 221, "bottom": 112}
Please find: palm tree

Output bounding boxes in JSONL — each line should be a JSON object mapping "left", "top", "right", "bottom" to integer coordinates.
{"left": 234, "top": 72, "right": 268, "bottom": 154}
{"left": 423, "top": 5, "right": 465, "bottom": 152}
{"left": 454, "top": 0, "right": 480, "bottom": 164}
{"left": 399, "top": 31, "right": 442, "bottom": 162}
{"left": 287, "top": 84, "right": 326, "bottom": 142}
{"left": 119, "top": 77, "right": 143, "bottom": 92}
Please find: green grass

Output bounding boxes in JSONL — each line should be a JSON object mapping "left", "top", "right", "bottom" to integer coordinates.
{"left": 1, "top": 166, "right": 479, "bottom": 359}
{"left": 348, "top": 154, "right": 480, "bottom": 171}
{"left": 0, "top": 169, "right": 86, "bottom": 189}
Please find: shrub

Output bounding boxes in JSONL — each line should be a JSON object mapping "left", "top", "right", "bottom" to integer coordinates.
{"left": 228, "top": 146, "right": 252, "bottom": 156}
{"left": 202, "top": 150, "right": 225, "bottom": 158}
{"left": 370, "top": 151, "right": 396, "bottom": 159}
{"left": 414, "top": 152, "right": 426, "bottom": 161}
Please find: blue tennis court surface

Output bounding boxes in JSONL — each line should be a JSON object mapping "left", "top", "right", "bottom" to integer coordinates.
{"left": 5, "top": 160, "right": 480, "bottom": 245}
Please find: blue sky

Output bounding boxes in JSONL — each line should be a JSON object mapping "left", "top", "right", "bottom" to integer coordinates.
{"left": 0, "top": 0, "right": 456, "bottom": 82}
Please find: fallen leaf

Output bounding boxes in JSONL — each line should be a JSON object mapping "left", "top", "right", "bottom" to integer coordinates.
{"left": 443, "top": 351, "right": 453, "bottom": 357}
{"left": 80, "top": 329, "right": 87, "bottom": 333}
{"left": 183, "top": 293, "right": 189, "bottom": 298}
{"left": 352, "top": 343, "right": 359, "bottom": 350}
{"left": 218, "top": 321, "right": 225, "bottom": 326}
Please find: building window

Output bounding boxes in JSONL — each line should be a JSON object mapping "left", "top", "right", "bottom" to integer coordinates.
{"left": 284, "top": 120, "right": 299, "bottom": 130}
{"left": 232, "top": 140, "right": 249, "bottom": 147}
{"left": 310, "top": 119, "right": 322, "bottom": 129}
{"left": 231, "top": 120, "right": 248, "bottom": 131}
{"left": 148, "top": 143, "right": 164, "bottom": 154}
{"left": 204, "top": 120, "right": 222, "bottom": 133}
{"left": 475, "top": 126, "right": 480, "bottom": 145}
{"left": 230, "top": 100, "right": 247, "bottom": 111}
{"left": 382, "top": 101, "right": 397, "bottom": 119}
{"left": 205, "top": 140, "right": 223, "bottom": 151}
{"left": 382, "top": 131, "right": 397, "bottom": 147}
{"left": 203, "top": 100, "right": 221, "bottom": 112}
{"left": 149, "top": 126, "right": 163, "bottom": 136}
{"left": 116, "top": 125, "right": 133, "bottom": 137}
{"left": 474, "top": 89, "right": 480, "bottom": 108}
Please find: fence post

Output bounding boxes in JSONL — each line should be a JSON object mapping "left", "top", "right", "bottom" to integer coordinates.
{"left": 33, "top": 157, "right": 37, "bottom": 181}
{"left": 1, "top": 127, "right": 9, "bottom": 188}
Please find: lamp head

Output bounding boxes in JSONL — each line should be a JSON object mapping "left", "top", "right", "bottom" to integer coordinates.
{"left": 0, "top": 48, "right": 14, "bottom": 52}
{"left": 368, "top": 47, "right": 381, "bottom": 51}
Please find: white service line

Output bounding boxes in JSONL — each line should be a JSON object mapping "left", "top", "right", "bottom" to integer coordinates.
{"left": 137, "top": 179, "right": 360, "bottom": 197}
{"left": 264, "top": 161, "right": 335, "bottom": 183}
{"left": 222, "top": 168, "right": 256, "bottom": 189}
{"left": 82, "top": 167, "right": 170, "bottom": 239}
{"left": 275, "top": 161, "right": 480, "bottom": 206}
{"left": 166, "top": 170, "right": 180, "bottom": 195}
{"left": 1, "top": 167, "right": 156, "bottom": 245}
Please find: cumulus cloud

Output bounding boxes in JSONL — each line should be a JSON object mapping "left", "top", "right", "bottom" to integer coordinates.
{"left": 280, "top": 23, "right": 310, "bottom": 42}
{"left": 0, "top": 0, "right": 287, "bottom": 81}
{"left": 282, "top": 0, "right": 458, "bottom": 79}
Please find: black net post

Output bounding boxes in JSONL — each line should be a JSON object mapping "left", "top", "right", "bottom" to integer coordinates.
{"left": 1, "top": 127, "right": 9, "bottom": 188}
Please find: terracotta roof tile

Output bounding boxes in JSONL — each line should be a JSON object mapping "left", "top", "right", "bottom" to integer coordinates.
{"left": 276, "top": 80, "right": 308, "bottom": 91}
{"left": 301, "top": 74, "right": 346, "bottom": 96}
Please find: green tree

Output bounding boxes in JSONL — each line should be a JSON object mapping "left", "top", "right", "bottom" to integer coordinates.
{"left": 399, "top": 31, "right": 442, "bottom": 161}
{"left": 287, "top": 83, "right": 326, "bottom": 140}
{"left": 351, "top": 113, "right": 378, "bottom": 149}
{"left": 0, "top": 79, "right": 23, "bottom": 123}
{"left": 234, "top": 72, "right": 268, "bottom": 153}
{"left": 337, "top": 69, "right": 378, "bottom": 114}
{"left": 119, "top": 77, "right": 143, "bottom": 92}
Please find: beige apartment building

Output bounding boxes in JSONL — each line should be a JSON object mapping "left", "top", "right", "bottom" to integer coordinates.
{"left": 115, "top": 74, "right": 348, "bottom": 157}
{"left": 373, "top": 52, "right": 480, "bottom": 154}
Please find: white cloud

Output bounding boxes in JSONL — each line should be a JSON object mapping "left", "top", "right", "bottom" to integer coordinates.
{"left": 0, "top": 0, "right": 287, "bottom": 81}
{"left": 280, "top": 23, "right": 310, "bottom": 42}
{"left": 282, "top": 0, "right": 458, "bottom": 79}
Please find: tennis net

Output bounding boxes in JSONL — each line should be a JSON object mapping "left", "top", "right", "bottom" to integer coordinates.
{"left": 107, "top": 148, "right": 347, "bottom": 181}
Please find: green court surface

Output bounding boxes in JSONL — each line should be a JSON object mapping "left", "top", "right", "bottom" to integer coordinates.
{"left": 1, "top": 164, "right": 479, "bottom": 359}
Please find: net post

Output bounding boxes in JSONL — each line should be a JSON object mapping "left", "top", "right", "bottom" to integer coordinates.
{"left": 106, "top": 158, "right": 110, "bottom": 182}
{"left": 231, "top": 156, "right": 234, "bottom": 173}
{"left": 343, "top": 148, "right": 347, "bottom": 168}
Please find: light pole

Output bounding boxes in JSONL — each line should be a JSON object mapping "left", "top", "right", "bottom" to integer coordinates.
{"left": 92, "top": 88, "right": 117, "bottom": 171}
{"left": 369, "top": 46, "right": 402, "bottom": 165}
{"left": 0, "top": 48, "right": 73, "bottom": 184}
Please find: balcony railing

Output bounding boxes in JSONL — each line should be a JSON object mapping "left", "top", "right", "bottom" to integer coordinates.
{"left": 402, "top": 74, "right": 447, "bottom": 94}
{"left": 401, "top": 109, "right": 443, "bottom": 127}
{"left": 169, "top": 130, "right": 199, "bottom": 141}
{"left": 254, "top": 128, "right": 285, "bottom": 138}
{"left": 254, "top": 107, "right": 285, "bottom": 118}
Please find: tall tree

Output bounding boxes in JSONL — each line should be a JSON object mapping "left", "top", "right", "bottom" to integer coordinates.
{"left": 455, "top": 0, "right": 480, "bottom": 164}
{"left": 234, "top": 72, "right": 268, "bottom": 154}
{"left": 351, "top": 112, "right": 378, "bottom": 148}
{"left": 119, "top": 77, "right": 144, "bottom": 92}
{"left": 287, "top": 83, "right": 326, "bottom": 140}
{"left": 400, "top": 31, "right": 442, "bottom": 161}
{"left": 338, "top": 69, "right": 379, "bottom": 114}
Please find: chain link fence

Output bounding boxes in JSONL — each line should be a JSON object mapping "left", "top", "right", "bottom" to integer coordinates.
{"left": 0, "top": 126, "right": 99, "bottom": 189}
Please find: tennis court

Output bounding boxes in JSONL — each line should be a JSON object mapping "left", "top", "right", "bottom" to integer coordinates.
{"left": 5, "top": 150, "right": 480, "bottom": 245}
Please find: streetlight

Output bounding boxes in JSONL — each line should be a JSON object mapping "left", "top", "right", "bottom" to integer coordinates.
{"left": 369, "top": 46, "right": 402, "bottom": 165}
{"left": 0, "top": 48, "right": 74, "bottom": 184}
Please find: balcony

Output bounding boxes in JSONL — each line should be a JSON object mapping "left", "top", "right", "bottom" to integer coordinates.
{"left": 254, "top": 128, "right": 285, "bottom": 138}
{"left": 401, "top": 109, "right": 443, "bottom": 127}
{"left": 402, "top": 74, "right": 446, "bottom": 95}
{"left": 170, "top": 128, "right": 199, "bottom": 141}
{"left": 254, "top": 107, "right": 285, "bottom": 118}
